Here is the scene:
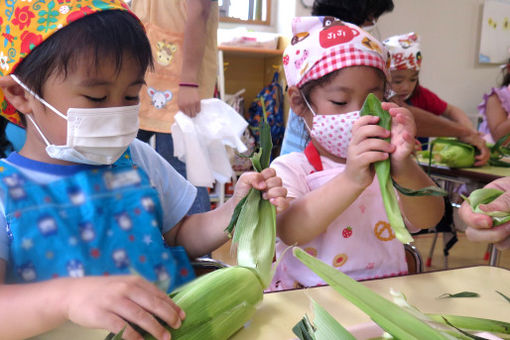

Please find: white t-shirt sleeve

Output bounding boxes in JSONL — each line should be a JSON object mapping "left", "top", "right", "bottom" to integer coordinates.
{"left": 129, "top": 139, "right": 197, "bottom": 234}
{"left": 270, "top": 153, "right": 311, "bottom": 199}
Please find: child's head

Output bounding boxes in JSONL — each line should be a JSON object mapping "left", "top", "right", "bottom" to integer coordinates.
{"left": 283, "top": 16, "right": 389, "bottom": 159}
{"left": 312, "top": 0, "right": 394, "bottom": 27}
{"left": 0, "top": 1, "right": 152, "bottom": 165}
{"left": 382, "top": 32, "right": 422, "bottom": 101}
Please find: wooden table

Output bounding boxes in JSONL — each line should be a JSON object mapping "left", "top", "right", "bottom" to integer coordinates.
{"left": 34, "top": 266, "right": 510, "bottom": 340}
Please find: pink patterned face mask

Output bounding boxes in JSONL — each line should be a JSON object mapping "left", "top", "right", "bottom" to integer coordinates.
{"left": 302, "top": 93, "right": 360, "bottom": 159}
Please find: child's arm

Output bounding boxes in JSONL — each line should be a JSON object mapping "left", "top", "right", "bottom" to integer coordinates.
{"left": 384, "top": 103, "right": 445, "bottom": 229}
{"left": 276, "top": 116, "right": 395, "bottom": 246}
{"left": 485, "top": 94, "right": 510, "bottom": 142}
{"left": 441, "top": 104, "right": 474, "bottom": 130}
{"left": 164, "top": 168, "right": 288, "bottom": 259}
{"left": 402, "top": 104, "right": 490, "bottom": 166}
{"left": 0, "top": 260, "right": 183, "bottom": 340}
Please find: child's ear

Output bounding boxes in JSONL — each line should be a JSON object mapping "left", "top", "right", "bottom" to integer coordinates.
{"left": 0, "top": 75, "right": 33, "bottom": 115}
{"left": 288, "top": 86, "right": 308, "bottom": 117}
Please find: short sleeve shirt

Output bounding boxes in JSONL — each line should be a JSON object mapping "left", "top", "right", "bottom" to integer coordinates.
{"left": 409, "top": 85, "right": 448, "bottom": 116}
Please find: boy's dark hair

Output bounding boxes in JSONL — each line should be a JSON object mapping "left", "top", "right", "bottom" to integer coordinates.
{"left": 312, "top": 0, "right": 394, "bottom": 26}
{"left": 502, "top": 59, "right": 510, "bottom": 87}
{"left": 14, "top": 10, "right": 153, "bottom": 97}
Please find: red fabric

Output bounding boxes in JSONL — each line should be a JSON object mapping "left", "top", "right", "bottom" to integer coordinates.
{"left": 409, "top": 85, "right": 448, "bottom": 116}
{"left": 304, "top": 142, "right": 323, "bottom": 172}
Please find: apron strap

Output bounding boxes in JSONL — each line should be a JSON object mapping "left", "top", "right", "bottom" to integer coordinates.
{"left": 304, "top": 142, "right": 323, "bottom": 172}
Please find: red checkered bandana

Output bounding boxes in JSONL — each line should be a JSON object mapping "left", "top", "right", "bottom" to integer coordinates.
{"left": 282, "top": 16, "right": 389, "bottom": 88}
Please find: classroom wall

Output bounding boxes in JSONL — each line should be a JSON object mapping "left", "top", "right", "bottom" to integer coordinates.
{"left": 376, "top": 0, "right": 503, "bottom": 122}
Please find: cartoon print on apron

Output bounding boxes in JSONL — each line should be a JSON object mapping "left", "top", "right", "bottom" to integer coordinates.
{"left": 0, "top": 151, "right": 194, "bottom": 292}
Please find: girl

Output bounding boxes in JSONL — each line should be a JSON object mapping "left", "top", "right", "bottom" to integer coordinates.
{"left": 280, "top": 0, "right": 395, "bottom": 156}
{"left": 383, "top": 32, "right": 490, "bottom": 165}
{"left": 0, "top": 2, "right": 287, "bottom": 340}
{"left": 478, "top": 55, "right": 510, "bottom": 143}
{"left": 270, "top": 17, "right": 444, "bottom": 290}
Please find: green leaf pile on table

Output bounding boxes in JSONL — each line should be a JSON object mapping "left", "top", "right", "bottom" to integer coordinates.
{"left": 293, "top": 247, "right": 510, "bottom": 340}
{"left": 107, "top": 97, "right": 276, "bottom": 340}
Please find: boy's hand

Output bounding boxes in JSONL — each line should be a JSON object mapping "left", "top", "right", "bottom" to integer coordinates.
{"left": 345, "top": 115, "right": 394, "bottom": 189}
{"left": 64, "top": 275, "right": 184, "bottom": 340}
{"left": 459, "top": 178, "right": 510, "bottom": 250}
{"left": 233, "top": 168, "right": 288, "bottom": 213}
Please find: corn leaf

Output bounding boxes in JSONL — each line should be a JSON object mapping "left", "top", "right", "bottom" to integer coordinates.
{"left": 489, "top": 133, "right": 510, "bottom": 167}
{"left": 392, "top": 180, "right": 447, "bottom": 197}
{"left": 464, "top": 188, "right": 510, "bottom": 226}
{"left": 427, "top": 314, "right": 510, "bottom": 335}
{"left": 293, "top": 247, "right": 451, "bottom": 339}
{"left": 227, "top": 96, "right": 277, "bottom": 288}
{"left": 360, "top": 94, "right": 413, "bottom": 244}
{"left": 292, "top": 299, "right": 357, "bottom": 340}
{"left": 293, "top": 315, "right": 317, "bottom": 340}
{"left": 437, "top": 292, "right": 480, "bottom": 299}
{"left": 496, "top": 290, "right": 510, "bottom": 304}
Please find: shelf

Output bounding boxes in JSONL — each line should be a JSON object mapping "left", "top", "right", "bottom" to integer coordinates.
{"left": 219, "top": 45, "right": 284, "bottom": 57}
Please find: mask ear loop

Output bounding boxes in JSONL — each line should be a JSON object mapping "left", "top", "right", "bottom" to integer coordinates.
{"left": 300, "top": 91, "right": 316, "bottom": 132}
{"left": 10, "top": 74, "right": 65, "bottom": 147}
{"left": 10, "top": 74, "right": 67, "bottom": 120}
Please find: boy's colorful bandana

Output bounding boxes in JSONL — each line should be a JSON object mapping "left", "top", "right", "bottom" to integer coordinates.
{"left": 0, "top": 0, "right": 136, "bottom": 127}
{"left": 282, "top": 16, "right": 389, "bottom": 88}
{"left": 382, "top": 32, "right": 422, "bottom": 71}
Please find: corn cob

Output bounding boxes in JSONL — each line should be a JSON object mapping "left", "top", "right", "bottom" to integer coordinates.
{"left": 108, "top": 97, "right": 276, "bottom": 339}
{"left": 145, "top": 266, "right": 263, "bottom": 340}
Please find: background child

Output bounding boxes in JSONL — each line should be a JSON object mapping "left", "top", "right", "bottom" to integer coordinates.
{"left": 270, "top": 17, "right": 444, "bottom": 291}
{"left": 280, "top": 0, "right": 395, "bottom": 155}
{"left": 478, "top": 55, "right": 510, "bottom": 144}
{"left": 0, "top": 2, "right": 287, "bottom": 340}
{"left": 383, "top": 32, "right": 490, "bottom": 165}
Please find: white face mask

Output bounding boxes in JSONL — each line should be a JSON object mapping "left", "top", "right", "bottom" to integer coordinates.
{"left": 11, "top": 74, "right": 139, "bottom": 165}
{"left": 301, "top": 92, "right": 360, "bottom": 159}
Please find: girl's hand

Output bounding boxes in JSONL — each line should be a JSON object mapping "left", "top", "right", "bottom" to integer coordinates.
{"left": 64, "top": 275, "right": 184, "bottom": 340}
{"left": 345, "top": 115, "right": 395, "bottom": 189}
{"left": 382, "top": 102, "right": 416, "bottom": 162}
{"left": 233, "top": 168, "right": 288, "bottom": 213}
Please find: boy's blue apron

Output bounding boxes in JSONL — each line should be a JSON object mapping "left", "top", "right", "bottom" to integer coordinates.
{"left": 0, "top": 151, "right": 194, "bottom": 292}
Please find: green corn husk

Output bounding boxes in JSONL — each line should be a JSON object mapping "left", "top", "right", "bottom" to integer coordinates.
{"left": 293, "top": 299, "right": 356, "bottom": 340}
{"left": 150, "top": 266, "right": 263, "bottom": 340}
{"left": 293, "top": 247, "right": 510, "bottom": 339}
{"left": 225, "top": 96, "right": 276, "bottom": 289}
{"left": 360, "top": 94, "right": 412, "bottom": 244}
{"left": 489, "top": 133, "right": 510, "bottom": 167}
{"left": 463, "top": 188, "right": 510, "bottom": 226}
{"left": 427, "top": 314, "right": 510, "bottom": 336}
{"left": 432, "top": 138, "right": 476, "bottom": 168}
{"left": 293, "top": 247, "right": 457, "bottom": 340}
